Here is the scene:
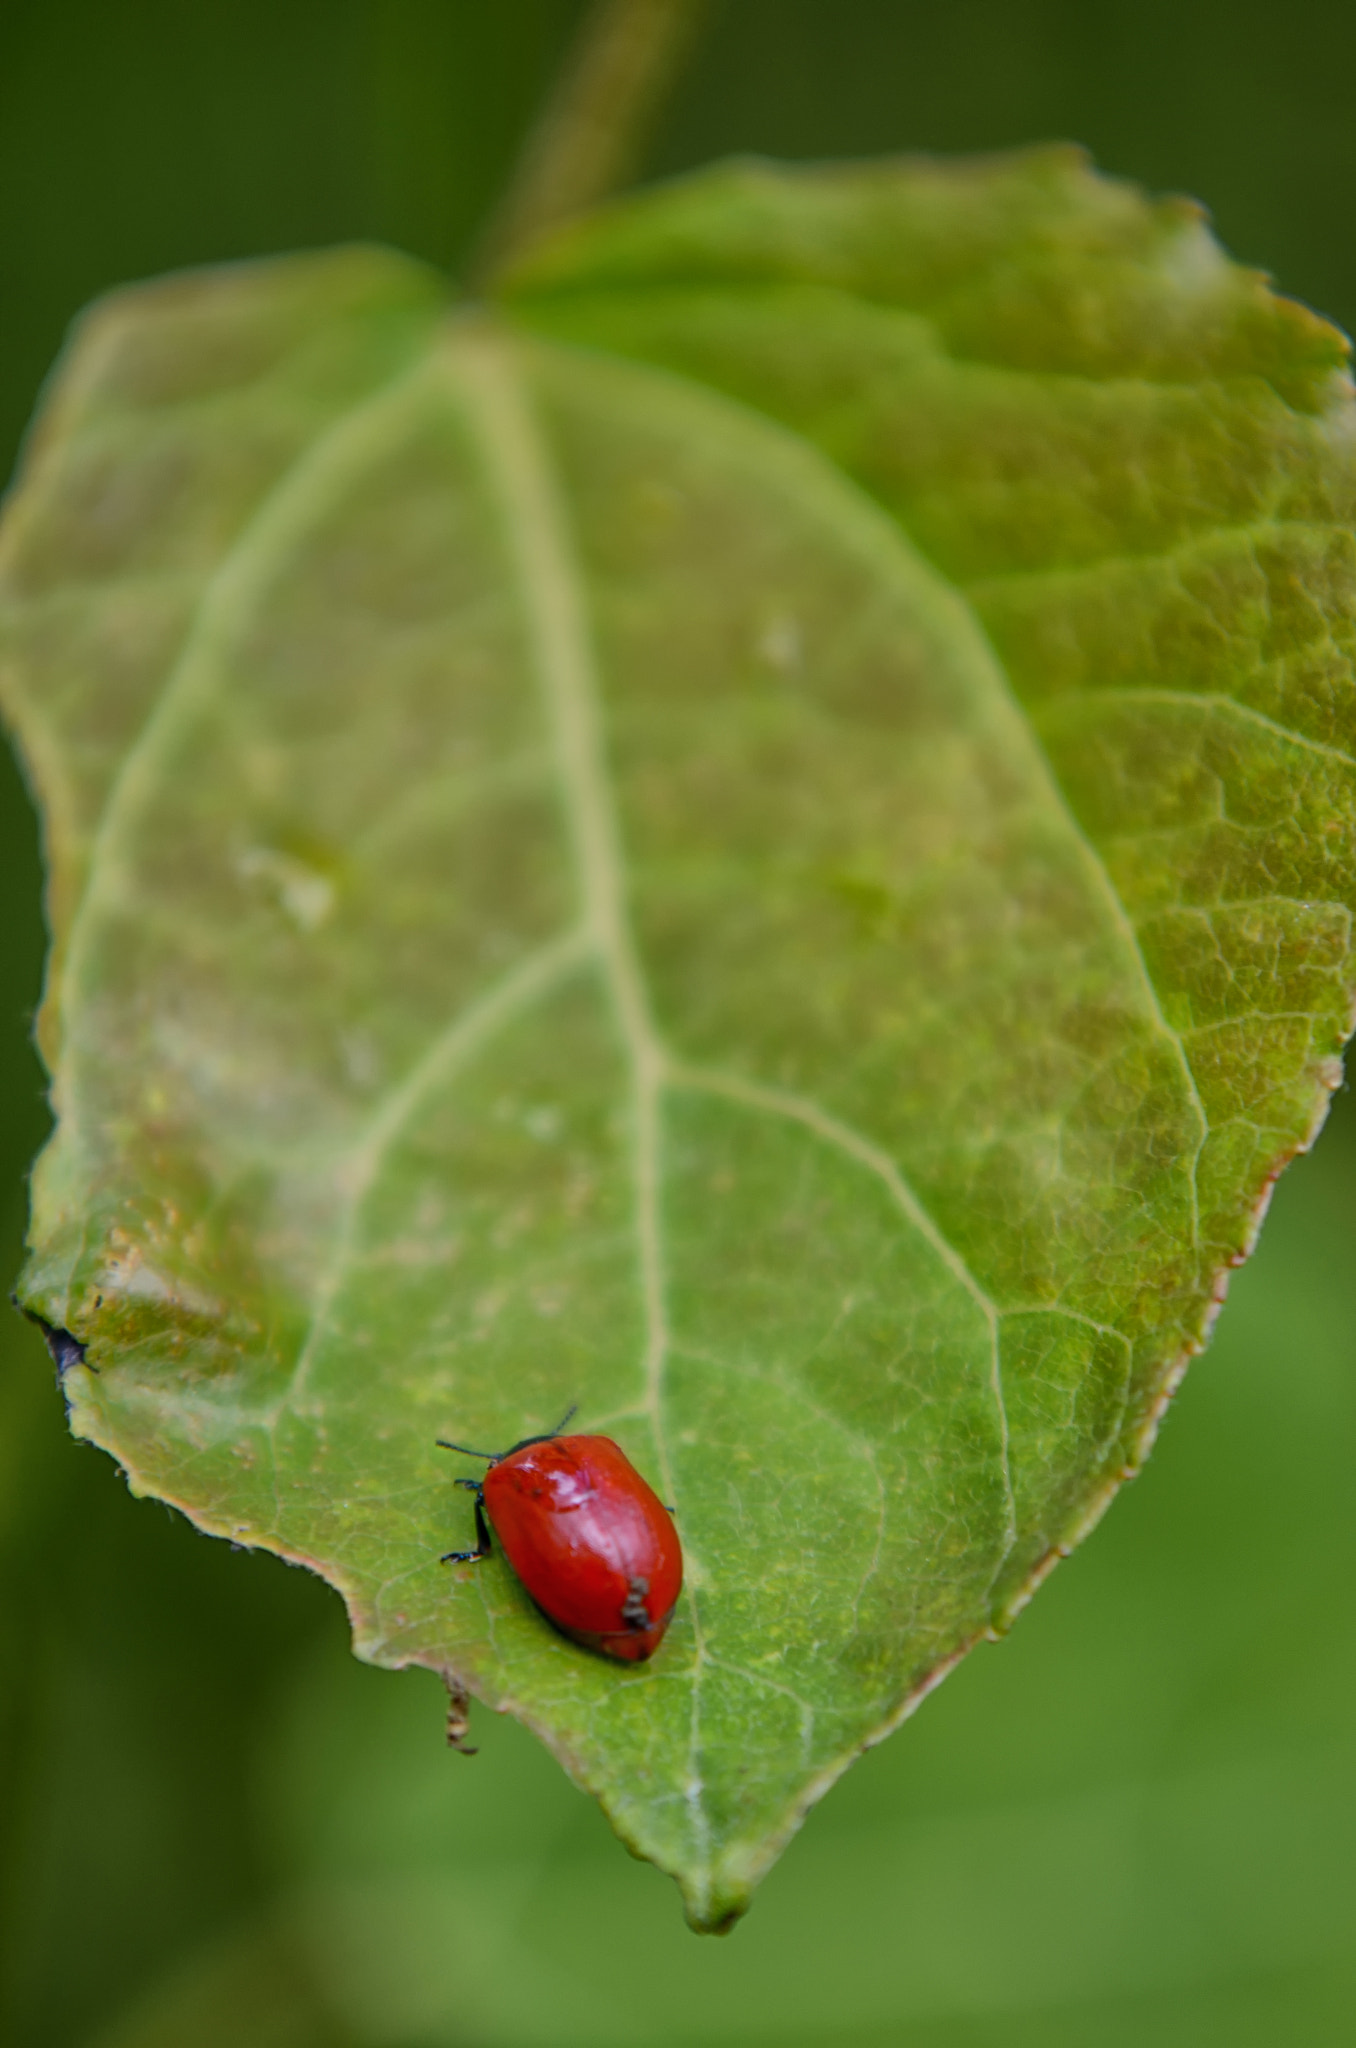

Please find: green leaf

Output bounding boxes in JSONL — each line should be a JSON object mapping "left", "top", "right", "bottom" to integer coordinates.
{"left": 3, "top": 148, "right": 1355, "bottom": 1931}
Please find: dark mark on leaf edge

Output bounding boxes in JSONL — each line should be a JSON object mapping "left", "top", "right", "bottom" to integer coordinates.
{"left": 12, "top": 1297, "right": 95, "bottom": 1387}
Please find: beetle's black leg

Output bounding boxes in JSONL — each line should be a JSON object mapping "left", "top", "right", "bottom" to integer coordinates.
{"left": 440, "top": 1484, "right": 492, "bottom": 1563}
{"left": 621, "top": 1575, "right": 651, "bottom": 1629}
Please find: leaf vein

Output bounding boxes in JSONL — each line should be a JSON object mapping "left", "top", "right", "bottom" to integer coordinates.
{"left": 450, "top": 323, "right": 715, "bottom": 1873}
{"left": 1049, "top": 684, "right": 1356, "bottom": 775}
{"left": 271, "top": 928, "right": 591, "bottom": 1421}
{"left": 55, "top": 357, "right": 440, "bottom": 1070}
{"left": 1010, "top": 713, "right": 1212, "bottom": 1255}
{"left": 669, "top": 1063, "right": 1017, "bottom": 1562}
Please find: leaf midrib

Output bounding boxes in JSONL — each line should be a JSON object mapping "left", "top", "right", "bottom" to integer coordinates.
{"left": 449, "top": 321, "right": 714, "bottom": 1870}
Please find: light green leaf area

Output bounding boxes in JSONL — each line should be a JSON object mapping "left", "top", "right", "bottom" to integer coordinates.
{"left": 3, "top": 148, "right": 1356, "bottom": 1931}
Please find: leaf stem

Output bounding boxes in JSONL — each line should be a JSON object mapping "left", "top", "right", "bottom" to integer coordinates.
{"left": 471, "top": 0, "right": 710, "bottom": 286}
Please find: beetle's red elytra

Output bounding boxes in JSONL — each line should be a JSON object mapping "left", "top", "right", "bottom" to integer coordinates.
{"left": 436, "top": 1408, "right": 682, "bottom": 1662}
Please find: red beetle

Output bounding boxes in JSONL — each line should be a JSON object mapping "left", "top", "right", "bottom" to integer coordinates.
{"left": 437, "top": 1407, "right": 682, "bottom": 1662}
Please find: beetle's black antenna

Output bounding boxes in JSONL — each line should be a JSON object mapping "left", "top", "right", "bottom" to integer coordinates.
{"left": 550, "top": 1403, "right": 579, "bottom": 1436}
{"left": 435, "top": 1438, "right": 499, "bottom": 1460}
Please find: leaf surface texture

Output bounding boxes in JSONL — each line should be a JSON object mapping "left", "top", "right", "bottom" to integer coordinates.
{"left": 3, "top": 152, "right": 1355, "bottom": 1925}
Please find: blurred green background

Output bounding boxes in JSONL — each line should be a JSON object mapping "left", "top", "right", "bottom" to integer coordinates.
{"left": 3, "top": 3, "right": 1356, "bottom": 2041}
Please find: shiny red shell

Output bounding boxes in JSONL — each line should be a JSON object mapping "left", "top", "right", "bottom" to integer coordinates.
{"left": 483, "top": 1435, "right": 682, "bottom": 1661}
